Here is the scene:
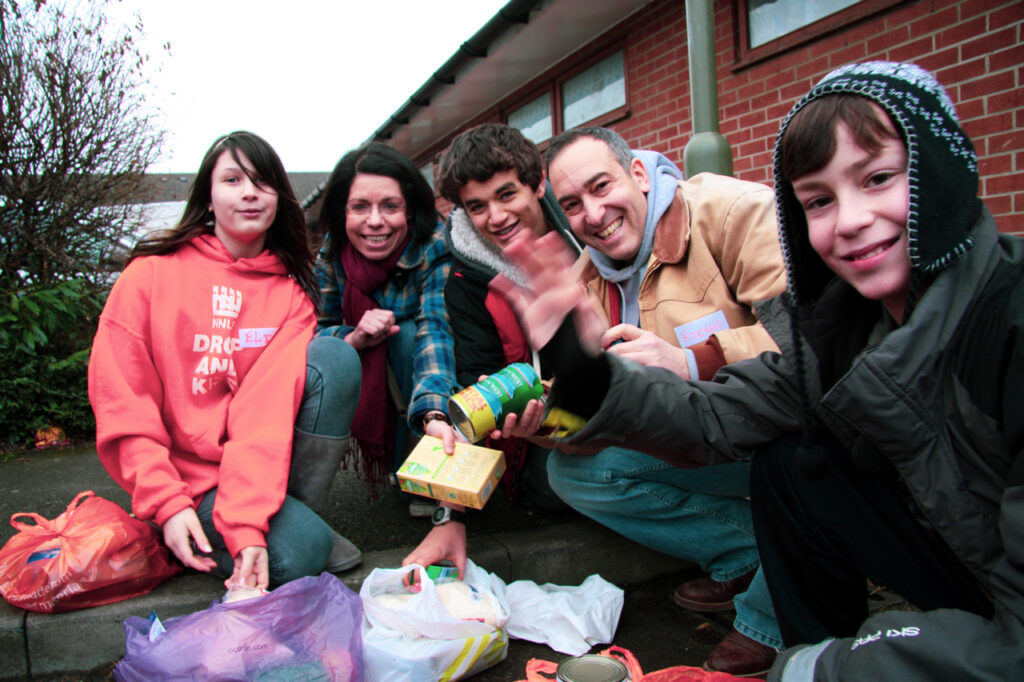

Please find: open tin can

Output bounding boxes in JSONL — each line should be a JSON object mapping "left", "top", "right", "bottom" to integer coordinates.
{"left": 447, "top": 363, "right": 544, "bottom": 442}
{"left": 448, "top": 362, "right": 589, "bottom": 443}
{"left": 556, "top": 654, "right": 630, "bottom": 682}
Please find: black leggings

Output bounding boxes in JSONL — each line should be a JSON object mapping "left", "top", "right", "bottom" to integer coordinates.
{"left": 750, "top": 436, "right": 993, "bottom": 647}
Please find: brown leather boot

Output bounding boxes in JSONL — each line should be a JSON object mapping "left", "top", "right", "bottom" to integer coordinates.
{"left": 672, "top": 569, "right": 757, "bottom": 612}
{"left": 667, "top": 565, "right": 757, "bottom": 606}
{"left": 703, "top": 629, "right": 777, "bottom": 678}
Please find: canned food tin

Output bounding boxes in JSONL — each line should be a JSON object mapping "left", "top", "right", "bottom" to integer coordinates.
{"left": 447, "top": 363, "right": 545, "bottom": 442}
{"left": 556, "top": 654, "right": 630, "bottom": 682}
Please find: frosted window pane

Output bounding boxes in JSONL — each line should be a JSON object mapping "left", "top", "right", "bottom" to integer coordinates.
{"left": 562, "top": 51, "right": 626, "bottom": 130}
{"left": 508, "top": 93, "right": 553, "bottom": 144}
{"left": 749, "top": 0, "right": 861, "bottom": 48}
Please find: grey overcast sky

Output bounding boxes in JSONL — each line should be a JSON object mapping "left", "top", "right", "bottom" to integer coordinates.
{"left": 104, "top": 1, "right": 509, "bottom": 173}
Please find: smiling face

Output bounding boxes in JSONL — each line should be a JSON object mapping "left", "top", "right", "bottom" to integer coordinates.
{"left": 792, "top": 114, "right": 911, "bottom": 320}
{"left": 548, "top": 137, "right": 650, "bottom": 262}
{"left": 344, "top": 173, "right": 410, "bottom": 261}
{"left": 210, "top": 149, "right": 278, "bottom": 259}
{"left": 458, "top": 169, "right": 548, "bottom": 250}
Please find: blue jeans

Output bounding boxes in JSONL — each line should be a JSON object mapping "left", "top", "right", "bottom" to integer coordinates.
{"left": 197, "top": 336, "right": 358, "bottom": 585}
{"left": 547, "top": 447, "right": 783, "bottom": 649}
{"left": 196, "top": 489, "right": 333, "bottom": 587}
{"left": 309, "top": 323, "right": 418, "bottom": 465}
{"left": 296, "top": 335, "right": 361, "bottom": 438}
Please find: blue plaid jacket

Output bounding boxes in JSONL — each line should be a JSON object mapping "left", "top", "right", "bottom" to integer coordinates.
{"left": 314, "top": 221, "right": 459, "bottom": 429}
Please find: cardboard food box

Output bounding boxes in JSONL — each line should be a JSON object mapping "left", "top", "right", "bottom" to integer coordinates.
{"left": 396, "top": 436, "right": 505, "bottom": 509}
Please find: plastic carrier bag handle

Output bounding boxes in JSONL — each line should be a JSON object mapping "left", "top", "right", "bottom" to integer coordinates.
{"left": 8, "top": 490, "right": 95, "bottom": 535}
{"left": 599, "top": 645, "right": 646, "bottom": 679}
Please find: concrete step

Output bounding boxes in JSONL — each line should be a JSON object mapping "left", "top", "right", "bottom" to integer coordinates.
{"left": 1, "top": 520, "right": 687, "bottom": 680}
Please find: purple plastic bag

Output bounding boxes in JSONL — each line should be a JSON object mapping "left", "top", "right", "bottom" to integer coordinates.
{"left": 115, "top": 572, "right": 363, "bottom": 681}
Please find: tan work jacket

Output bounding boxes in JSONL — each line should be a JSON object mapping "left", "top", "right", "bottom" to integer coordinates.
{"left": 580, "top": 172, "right": 786, "bottom": 366}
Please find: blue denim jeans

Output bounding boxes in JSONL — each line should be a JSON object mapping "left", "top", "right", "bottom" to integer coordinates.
{"left": 296, "top": 335, "right": 361, "bottom": 438}
{"left": 197, "top": 336, "right": 358, "bottom": 586}
{"left": 547, "top": 446, "right": 782, "bottom": 648}
{"left": 196, "top": 488, "right": 333, "bottom": 587}
{"left": 307, "top": 322, "right": 420, "bottom": 460}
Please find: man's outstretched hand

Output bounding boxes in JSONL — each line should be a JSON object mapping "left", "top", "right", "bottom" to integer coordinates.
{"left": 489, "top": 230, "right": 603, "bottom": 355}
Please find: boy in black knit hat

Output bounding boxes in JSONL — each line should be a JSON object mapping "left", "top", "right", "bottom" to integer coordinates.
{"left": 492, "top": 62, "right": 1024, "bottom": 681}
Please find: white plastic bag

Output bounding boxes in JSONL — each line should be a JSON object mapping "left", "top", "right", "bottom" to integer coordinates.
{"left": 360, "top": 559, "right": 509, "bottom": 681}
{"left": 495, "top": 573, "right": 624, "bottom": 655}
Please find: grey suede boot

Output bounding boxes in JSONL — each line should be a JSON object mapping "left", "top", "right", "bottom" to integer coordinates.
{"left": 287, "top": 430, "right": 362, "bottom": 572}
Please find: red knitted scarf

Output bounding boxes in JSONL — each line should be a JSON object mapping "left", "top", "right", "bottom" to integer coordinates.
{"left": 340, "top": 234, "right": 410, "bottom": 489}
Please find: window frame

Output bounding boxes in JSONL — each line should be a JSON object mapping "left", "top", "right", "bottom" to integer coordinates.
{"left": 733, "top": 0, "right": 906, "bottom": 69}
{"left": 502, "top": 41, "right": 630, "bottom": 146}
{"left": 504, "top": 82, "right": 557, "bottom": 145}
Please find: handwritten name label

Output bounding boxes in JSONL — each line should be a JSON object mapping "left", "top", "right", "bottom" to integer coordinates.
{"left": 674, "top": 310, "right": 729, "bottom": 348}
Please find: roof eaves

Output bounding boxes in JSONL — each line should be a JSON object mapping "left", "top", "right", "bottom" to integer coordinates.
{"left": 369, "top": 0, "right": 541, "bottom": 143}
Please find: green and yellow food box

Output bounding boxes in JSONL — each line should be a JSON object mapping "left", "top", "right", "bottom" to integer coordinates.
{"left": 397, "top": 436, "right": 505, "bottom": 509}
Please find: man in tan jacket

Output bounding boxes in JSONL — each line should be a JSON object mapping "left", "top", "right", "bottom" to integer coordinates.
{"left": 543, "top": 126, "right": 786, "bottom": 676}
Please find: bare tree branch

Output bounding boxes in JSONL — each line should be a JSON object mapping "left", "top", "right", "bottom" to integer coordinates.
{"left": 0, "top": 0, "right": 165, "bottom": 291}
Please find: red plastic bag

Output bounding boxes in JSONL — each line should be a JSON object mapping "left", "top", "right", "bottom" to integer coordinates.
{"left": 0, "top": 490, "right": 181, "bottom": 612}
{"left": 115, "top": 572, "right": 364, "bottom": 681}
{"left": 518, "top": 645, "right": 763, "bottom": 681}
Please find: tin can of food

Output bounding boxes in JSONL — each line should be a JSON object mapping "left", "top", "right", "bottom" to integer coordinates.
{"left": 556, "top": 654, "right": 630, "bottom": 682}
{"left": 447, "top": 363, "right": 545, "bottom": 442}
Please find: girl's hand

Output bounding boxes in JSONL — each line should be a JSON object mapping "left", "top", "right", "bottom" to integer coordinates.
{"left": 345, "top": 308, "right": 399, "bottom": 350}
{"left": 229, "top": 546, "right": 270, "bottom": 591}
{"left": 424, "top": 417, "right": 466, "bottom": 454}
{"left": 163, "top": 507, "right": 218, "bottom": 573}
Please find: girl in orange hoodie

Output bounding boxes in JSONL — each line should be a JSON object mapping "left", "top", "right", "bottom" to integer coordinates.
{"left": 89, "top": 131, "right": 360, "bottom": 590}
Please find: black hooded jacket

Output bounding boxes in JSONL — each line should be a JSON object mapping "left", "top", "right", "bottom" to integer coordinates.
{"left": 544, "top": 62, "right": 1024, "bottom": 681}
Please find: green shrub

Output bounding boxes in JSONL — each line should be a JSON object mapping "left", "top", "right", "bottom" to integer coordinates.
{"left": 0, "top": 279, "right": 106, "bottom": 451}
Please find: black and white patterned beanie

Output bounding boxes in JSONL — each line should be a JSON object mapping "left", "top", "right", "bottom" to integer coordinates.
{"left": 772, "top": 61, "right": 981, "bottom": 307}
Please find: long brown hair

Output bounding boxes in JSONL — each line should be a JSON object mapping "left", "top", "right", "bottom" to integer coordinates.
{"left": 131, "top": 131, "right": 317, "bottom": 302}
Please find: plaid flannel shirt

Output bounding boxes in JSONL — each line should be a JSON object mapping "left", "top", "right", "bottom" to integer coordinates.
{"left": 315, "top": 221, "right": 459, "bottom": 429}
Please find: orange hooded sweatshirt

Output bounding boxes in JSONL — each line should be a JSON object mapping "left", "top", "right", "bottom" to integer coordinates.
{"left": 89, "top": 234, "right": 315, "bottom": 558}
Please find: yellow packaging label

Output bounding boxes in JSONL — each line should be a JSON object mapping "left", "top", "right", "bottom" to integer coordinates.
{"left": 396, "top": 436, "right": 506, "bottom": 509}
{"left": 539, "top": 406, "right": 587, "bottom": 438}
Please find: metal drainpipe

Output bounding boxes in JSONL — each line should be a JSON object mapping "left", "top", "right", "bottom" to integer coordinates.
{"left": 683, "top": 0, "right": 733, "bottom": 178}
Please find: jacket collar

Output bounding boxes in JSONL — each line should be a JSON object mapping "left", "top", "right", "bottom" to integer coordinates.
{"left": 579, "top": 185, "right": 689, "bottom": 282}
{"left": 445, "top": 183, "right": 581, "bottom": 285}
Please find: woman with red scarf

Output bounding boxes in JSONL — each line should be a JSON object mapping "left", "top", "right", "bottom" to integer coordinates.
{"left": 314, "top": 143, "right": 460, "bottom": 512}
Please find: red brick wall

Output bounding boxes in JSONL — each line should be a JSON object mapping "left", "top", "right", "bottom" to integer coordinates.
{"left": 609, "top": 0, "right": 1024, "bottom": 234}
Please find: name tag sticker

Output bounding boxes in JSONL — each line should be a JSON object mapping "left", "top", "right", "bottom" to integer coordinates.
{"left": 674, "top": 310, "right": 729, "bottom": 348}
{"left": 237, "top": 327, "right": 278, "bottom": 349}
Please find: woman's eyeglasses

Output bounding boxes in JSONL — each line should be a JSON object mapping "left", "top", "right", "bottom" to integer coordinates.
{"left": 345, "top": 201, "right": 406, "bottom": 217}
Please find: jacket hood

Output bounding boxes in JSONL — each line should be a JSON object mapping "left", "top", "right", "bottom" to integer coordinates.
{"left": 446, "top": 207, "right": 522, "bottom": 283}
{"left": 587, "top": 149, "right": 682, "bottom": 284}
{"left": 444, "top": 182, "right": 581, "bottom": 287}
{"left": 772, "top": 61, "right": 981, "bottom": 306}
{"left": 188, "top": 233, "right": 288, "bottom": 275}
